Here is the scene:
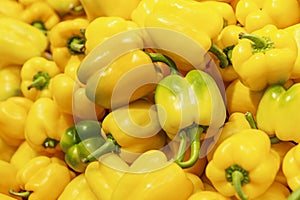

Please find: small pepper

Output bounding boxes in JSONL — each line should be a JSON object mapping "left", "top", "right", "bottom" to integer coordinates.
{"left": 21, "top": 1, "right": 61, "bottom": 35}
{"left": 232, "top": 24, "right": 298, "bottom": 91}
{"left": 83, "top": 99, "right": 167, "bottom": 163}
{"left": 79, "top": 0, "right": 141, "bottom": 21}
{"left": 10, "top": 156, "right": 73, "bottom": 200}
{"left": 21, "top": 56, "right": 61, "bottom": 101}
{"left": 0, "top": 97, "right": 33, "bottom": 147}
{"left": 256, "top": 83, "right": 300, "bottom": 143}
{"left": 58, "top": 174, "right": 98, "bottom": 200}
{"left": 0, "top": 17, "right": 48, "bottom": 68}
{"left": 206, "top": 129, "right": 281, "bottom": 200}
{"left": 48, "top": 18, "right": 89, "bottom": 71}
{"left": 25, "top": 98, "right": 74, "bottom": 154}
{"left": 235, "top": 0, "right": 300, "bottom": 32}
{"left": 0, "top": 65, "right": 22, "bottom": 101}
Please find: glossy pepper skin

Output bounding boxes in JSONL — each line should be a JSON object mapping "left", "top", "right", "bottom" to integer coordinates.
{"left": 0, "top": 137, "right": 17, "bottom": 162}
{"left": 231, "top": 24, "right": 297, "bottom": 91}
{"left": 60, "top": 120, "right": 105, "bottom": 172}
{"left": 83, "top": 50, "right": 163, "bottom": 109}
{"left": 282, "top": 144, "right": 300, "bottom": 191}
{"left": 85, "top": 153, "right": 130, "bottom": 200}
{"left": 0, "top": 160, "right": 19, "bottom": 197}
{"left": 0, "top": 17, "right": 48, "bottom": 68}
{"left": 0, "top": 97, "right": 33, "bottom": 147}
{"left": 235, "top": 0, "right": 300, "bottom": 32}
{"left": 155, "top": 69, "right": 226, "bottom": 168}
{"left": 206, "top": 129, "right": 280, "bottom": 200}
{"left": 84, "top": 99, "right": 167, "bottom": 163}
{"left": 188, "top": 191, "right": 230, "bottom": 200}
{"left": 0, "top": 0, "right": 24, "bottom": 20}
{"left": 111, "top": 150, "right": 194, "bottom": 200}
{"left": 253, "top": 181, "right": 290, "bottom": 200}
{"left": 46, "top": 0, "right": 84, "bottom": 17}
{"left": 25, "top": 98, "right": 74, "bottom": 154}
{"left": 79, "top": 0, "right": 141, "bottom": 21}
{"left": 285, "top": 24, "right": 300, "bottom": 79}
{"left": 256, "top": 83, "right": 300, "bottom": 143}
{"left": 21, "top": 1, "right": 60, "bottom": 35}
{"left": 84, "top": 16, "right": 138, "bottom": 54}
{"left": 0, "top": 65, "right": 22, "bottom": 101}
{"left": 21, "top": 56, "right": 61, "bottom": 101}
{"left": 48, "top": 18, "right": 89, "bottom": 71}
{"left": 10, "top": 156, "right": 73, "bottom": 200}
{"left": 58, "top": 174, "right": 98, "bottom": 200}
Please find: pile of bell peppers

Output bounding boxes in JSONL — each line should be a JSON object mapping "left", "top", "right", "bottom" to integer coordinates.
{"left": 1, "top": 0, "right": 300, "bottom": 199}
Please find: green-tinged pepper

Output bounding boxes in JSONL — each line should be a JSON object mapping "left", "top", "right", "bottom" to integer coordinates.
{"left": 155, "top": 68, "right": 226, "bottom": 168}
{"left": 256, "top": 83, "right": 300, "bottom": 143}
{"left": 82, "top": 99, "right": 167, "bottom": 164}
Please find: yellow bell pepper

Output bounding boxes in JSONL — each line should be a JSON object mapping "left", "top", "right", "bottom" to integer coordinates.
{"left": 58, "top": 174, "right": 98, "bottom": 200}
{"left": 253, "top": 181, "right": 290, "bottom": 200}
{"left": 84, "top": 99, "right": 167, "bottom": 163}
{"left": 231, "top": 24, "right": 298, "bottom": 91}
{"left": 10, "top": 156, "right": 72, "bottom": 200}
{"left": 46, "top": 0, "right": 84, "bottom": 17}
{"left": 235, "top": 0, "right": 300, "bottom": 32}
{"left": 186, "top": 172, "right": 205, "bottom": 194}
{"left": 18, "top": 0, "right": 44, "bottom": 7}
{"left": 0, "top": 97, "right": 33, "bottom": 147}
{"left": 0, "top": 17, "right": 48, "bottom": 68}
{"left": 79, "top": 0, "right": 141, "bottom": 21}
{"left": 20, "top": 1, "right": 61, "bottom": 35}
{"left": 20, "top": 56, "right": 61, "bottom": 101}
{"left": 225, "top": 79, "right": 264, "bottom": 116}
{"left": 0, "top": 193, "right": 21, "bottom": 200}
{"left": 48, "top": 18, "right": 89, "bottom": 71}
{"left": 25, "top": 98, "right": 74, "bottom": 154}
{"left": 0, "top": 65, "right": 22, "bottom": 101}
{"left": 285, "top": 24, "right": 300, "bottom": 79}
{"left": 213, "top": 25, "right": 246, "bottom": 82}
{"left": 272, "top": 141, "right": 296, "bottom": 186}
{"left": 0, "top": 160, "right": 20, "bottom": 197}
{"left": 0, "top": 137, "right": 17, "bottom": 162}
{"left": 282, "top": 143, "right": 300, "bottom": 191}
{"left": 188, "top": 191, "right": 231, "bottom": 200}
{"left": 111, "top": 150, "right": 194, "bottom": 200}
{"left": 206, "top": 129, "right": 281, "bottom": 200}
{"left": 0, "top": 0, "right": 24, "bottom": 20}
{"left": 84, "top": 16, "right": 138, "bottom": 54}
{"left": 85, "top": 153, "right": 130, "bottom": 200}
{"left": 206, "top": 112, "right": 252, "bottom": 161}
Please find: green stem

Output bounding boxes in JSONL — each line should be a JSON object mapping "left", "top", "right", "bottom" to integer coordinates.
{"left": 175, "top": 130, "right": 187, "bottom": 162}
{"left": 31, "top": 20, "right": 47, "bottom": 35}
{"left": 175, "top": 125, "right": 202, "bottom": 168}
{"left": 244, "top": 111, "right": 257, "bottom": 129}
{"left": 270, "top": 135, "right": 281, "bottom": 144}
{"left": 9, "top": 189, "right": 31, "bottom": 199}
{"left": 42, "top": 138, "right": 59, "bottom": 148}
{"left": 72, "top": 5, "right": 83, "bottom": 12}
{"left": 223, "top": 45, "right": 235, "bottom": 66}
{"left": 67, "top": 36, "right": 85, "bottom": 54}
{"left": 288, "top": 187, "right": 300, "bottom": 200}
{"left": 27, "top": 71, "right": 51, "bottom": 90}
{"left": 226, "top": 164, "right": 249, "bottom": 200}
{"left": 144, "top": 52, "right": 178, "bottom": 75}
{"left": 82, "top": 134, "right": 120, "bottom": 163}
{"left": 209, "top": 43, "right": 229, "bottom": 68}
{"left": 238, "top": 32, "right": 274, "bottom": 53}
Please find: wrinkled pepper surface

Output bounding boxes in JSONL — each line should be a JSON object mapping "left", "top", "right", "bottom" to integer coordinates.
{"left": 256, "top": 83, "right": 300, "bottom": 143}
{"left": 48, "top": 18, "right": 89, "bottom": 70}
{"left": 231, "top": 24, "right": 297, "bottom": 91}
{"left": 155, "top": 68, "right": 226, "bottom": 168}
{"left": 0, "top": 65, "right": 22, "bottom": 101}
{"left": 10, "top": 156, "right": 73, "bottom": 200}
{"left": 235, "top": 0, "right": 300, "bottom": 32}
{"left": 0, "top": 97, "right": 33, "bottom": 147}
{"left": 25, "top": 98, "right": 74, "bottom": 154}
{"left": 0, "top": 17, "right": 48, "bottom": 68}
{"left": 206, "top": 129, "right": 280, "bottom": 200}
{"left": 21, "top": 56, "right": 61, "bottom": 101}
{"left": 83, "top": 99, "right": 167, "bottom": 163}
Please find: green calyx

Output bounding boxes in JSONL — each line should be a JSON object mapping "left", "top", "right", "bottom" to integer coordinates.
{"left": 239, "top": 32, "right": 274, "bottom": 54}
{"left": 175, "top": 125, "right": 203, "bottom": 168}
{"left": 31, "top": 20, "right": 47, "bottom": 35}
{"left": 144, "top": 51, "right": 178, "bottom": 75}
{"left": 42, "top": 138, "right": 59, "bottom": 148}
{"left": 223, "top": 45, "right": 235, "bottom": 66}
{"left": 209, "top": 43, "right": 229, "bottom": 68}
{"left": 225, "top": 164, "right": 250, "bottom": 200}
{"left": 67, "top": 35, "right": 86, "bottom": 54}
{"left": 9, "top": 189, "right": 31, "bottom": 199}
{"left": 27, "top": 71, "right": 51, "bottom": 91}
